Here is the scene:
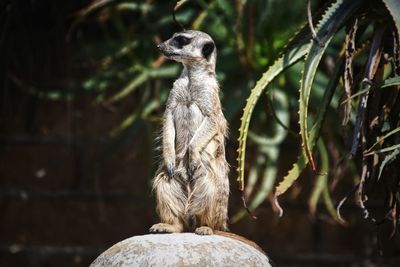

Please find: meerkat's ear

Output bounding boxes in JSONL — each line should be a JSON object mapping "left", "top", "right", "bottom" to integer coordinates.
{"left": 202, "top": 41, "right": 215, "bottom": 60}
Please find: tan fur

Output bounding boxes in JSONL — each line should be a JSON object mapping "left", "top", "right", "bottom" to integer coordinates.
{"left": 150, "top": 31, "right": 229, "bottom": 235}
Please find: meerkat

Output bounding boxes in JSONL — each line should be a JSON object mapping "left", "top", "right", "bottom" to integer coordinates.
{"left": 149, "top": 30, "right": 229, "bottom": 235}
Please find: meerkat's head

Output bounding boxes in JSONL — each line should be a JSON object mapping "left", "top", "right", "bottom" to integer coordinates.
{"left": 157, "top": 30, "right": 216, "bottom": 69}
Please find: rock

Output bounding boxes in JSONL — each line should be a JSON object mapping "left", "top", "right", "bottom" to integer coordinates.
{"left": 90, "top": 233, "right": 272, "bottom": 267}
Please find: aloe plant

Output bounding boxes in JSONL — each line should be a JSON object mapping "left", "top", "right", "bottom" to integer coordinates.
{"left": 237, "top": 0, "right": 400, "bottom": 224}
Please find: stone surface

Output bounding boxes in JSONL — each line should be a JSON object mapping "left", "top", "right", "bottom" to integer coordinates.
{"left": 90, "top": 233, "right": 272, "bottom": 267}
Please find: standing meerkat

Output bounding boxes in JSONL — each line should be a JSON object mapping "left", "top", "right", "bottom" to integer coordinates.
{"left": 149, "top": 30, "right": 229, "bottom": 235}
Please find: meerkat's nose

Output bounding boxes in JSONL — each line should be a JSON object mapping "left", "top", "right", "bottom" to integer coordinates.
{"left": 157, "top": 43, "right": 166, "bottom": 52}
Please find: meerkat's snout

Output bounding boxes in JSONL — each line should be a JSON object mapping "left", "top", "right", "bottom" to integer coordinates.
{"left": 157, "top": 42, "right": 170, "bottom": 56}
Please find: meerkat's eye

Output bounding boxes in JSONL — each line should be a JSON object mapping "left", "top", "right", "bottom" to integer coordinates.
{"left": 172, "top": 36, "right": 191, "bottom": 48}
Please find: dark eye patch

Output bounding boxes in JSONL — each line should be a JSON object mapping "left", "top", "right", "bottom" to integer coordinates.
{"left": 201, "top": 41, "right": 215, "bottom": 59}
{"left": 171, "top": 35, "right": 191, "bottom": 48}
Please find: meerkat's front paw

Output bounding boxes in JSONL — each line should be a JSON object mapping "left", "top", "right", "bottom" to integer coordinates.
{"left": 163, "top": 155, "right": 175, "bottom": 179}
{"left": 149, "top": 223, "right": 182, "bottom": 233}
{"left": 195, "top": 226, "right": 214, "bottom": 235}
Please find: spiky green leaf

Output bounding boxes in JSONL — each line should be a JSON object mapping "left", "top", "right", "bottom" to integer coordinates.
{"left": 299, "top": 0, "right": 361, "bottom": 170}
{"left": 275, "top": 55, "right": 344, "bottom": 197}
{"left": 236, "top": 37, "right": 309, "bottom": 190}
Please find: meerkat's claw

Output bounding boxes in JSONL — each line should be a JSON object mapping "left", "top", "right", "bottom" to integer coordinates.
{"left": 149, "top": 223, "right": 182, "bottom": 233}
{"left": 166, "top": 163, "right": 175, "bottom": 178}
{"left": 195, "top": 226, "right": 214, "bottom": 235}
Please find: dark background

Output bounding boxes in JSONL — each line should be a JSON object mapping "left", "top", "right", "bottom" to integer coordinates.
{"left": 1, "top": 0, "right": 399, "bottom": 266}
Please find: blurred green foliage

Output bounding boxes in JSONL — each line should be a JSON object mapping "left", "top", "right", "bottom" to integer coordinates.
{"left": 1, "top": 0, "right": 399, "bottom": 229}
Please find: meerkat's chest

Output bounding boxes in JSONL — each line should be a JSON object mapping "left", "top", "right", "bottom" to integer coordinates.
{"left": 170, "top": 76, "right": 208, "bottom": 133}
{"left": 173, "top": 97, "right": 204, "bottom": 129}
